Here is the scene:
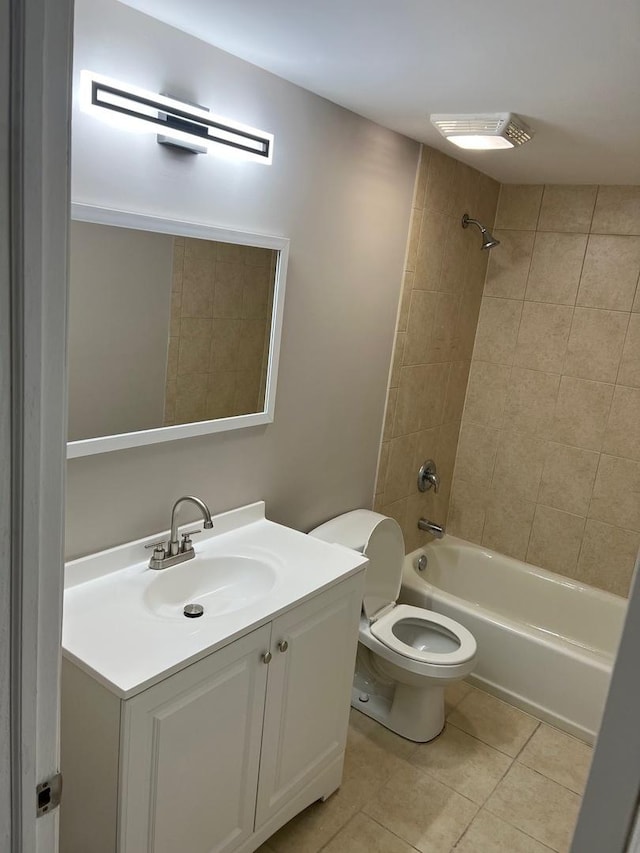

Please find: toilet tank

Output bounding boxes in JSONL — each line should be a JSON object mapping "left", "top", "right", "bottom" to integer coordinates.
{"left": 309, "top": 509, "right": 405, "bottom": 621}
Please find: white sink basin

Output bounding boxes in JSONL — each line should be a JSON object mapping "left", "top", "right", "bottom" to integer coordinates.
{"left": 143, "top": 555, "right": 278, "bottom": 619}
{"left": 63, "top": 501, "right": 368, "bottom": 698}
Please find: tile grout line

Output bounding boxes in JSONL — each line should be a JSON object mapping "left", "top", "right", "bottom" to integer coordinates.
{"left": 450, "top": 718, "right": 520, "bottom": 804}
{"left": 587, "top": 185, "right": 599, "bottom": 235}
{"left": 478, "top": 364, "right": 509, "bottom": 547}
{"left": 407, "top": 739, "right": 515, "bottom": 808}
{"left": 395, "top": 743, "right": 482, "bottom": 805}
{"left": 459, "top": 410, "right": 631, "bottom": 466}
{"left": 363, "top": 811, "right": 424, "bottom": 853}
{"left": 612, "top": 312, "right": 633, "bottom": 388}
{"left": 444, "top": 716, "right": 533, "bottom": 762}
{"left": 460, "top": 414, "right": 605, "bottom": 506}
{"left": 465, "top": 352, "right": 626, "bottom": 380}
{"left": 314, "top": 811, "right": 361, "bottom": 853}
{"left": 534, "top": 186, "right": 545, "bottom": 231}
{"left": 513, "top": 718, "right": 542, "bottom": 761}
{"left": 494, "top": 225, "right": 640, "bottom": 240}
{"left": 450, "top": 807, "right": 561, "bottom": 853}
{"left": 509, "top": 754, "right": 587, "bottom": 797}
{"left": 484, "top": 756, "right": 577, "bottom": 852}
{"left": 370, "top": 759, "right": 482, "bottom": 850}
{"left": 571, "top": 212, "right": 592, "bottom": 311}
{"left": 448, "top": 801, "right": 481, "bottom": 852}
{"left": 521, "top": 215, "right": 538, "bottom": 303}
{"left": 482, "top": 801, "right": 562, "bottom": 853}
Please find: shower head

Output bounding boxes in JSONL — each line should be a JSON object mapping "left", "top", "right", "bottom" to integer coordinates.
{"left": 461, "top": 213, "right": 500, "bottom": 250}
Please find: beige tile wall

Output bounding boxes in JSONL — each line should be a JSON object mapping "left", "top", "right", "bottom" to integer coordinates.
{"left": 374, "top": 145, "right": 499, "bottom": 551}
{"left": 449, "top": 184, "right": 640, "bottom": 597}
{"left": 164, "top": 237, "right": 276, "bottom": 425}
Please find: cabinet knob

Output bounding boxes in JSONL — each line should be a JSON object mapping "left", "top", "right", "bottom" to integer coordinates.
{"left": 262, "top": 651, "right": 272, "bottom": 664}
{"left": 278, "top": 640, "right": 289, "bottom": 653}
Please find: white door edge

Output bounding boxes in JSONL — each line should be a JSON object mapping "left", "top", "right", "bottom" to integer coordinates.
{"left": 4, "top": 1, "right": 73, "bottom": 851}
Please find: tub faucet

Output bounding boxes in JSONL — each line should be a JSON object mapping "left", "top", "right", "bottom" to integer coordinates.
{"left": 418, "top": 518, "right": 445, "bottom": 539}
{"left": 146, "top": 495, "right": 214, "bottom": 570}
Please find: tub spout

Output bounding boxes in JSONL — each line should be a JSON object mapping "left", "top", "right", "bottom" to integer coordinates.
{"left": 418, "top": 518, "right": 445, "bottom": 539}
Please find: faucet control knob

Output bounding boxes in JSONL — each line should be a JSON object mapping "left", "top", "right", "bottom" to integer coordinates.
{"left": 145, "top": 541, "right": 167, "bottom": 559}
{"left": 418, "top": 460, "right": 440, "bottom": 494}
{"left": 180, "top": 530, "right": 202, "bottom": 552}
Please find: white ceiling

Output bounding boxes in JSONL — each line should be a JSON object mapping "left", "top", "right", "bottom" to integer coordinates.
{"left": 119, "top": 0, "right": 640, "bottom": 184}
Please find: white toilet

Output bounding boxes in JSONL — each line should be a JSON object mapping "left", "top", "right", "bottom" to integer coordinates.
{"left": 310, "top": 509, "right": 477, "bottom": 742}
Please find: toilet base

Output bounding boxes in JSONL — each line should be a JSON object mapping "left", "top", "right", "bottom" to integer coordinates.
{"left": 351, "top": 677, "right": 445, "bottom": 742}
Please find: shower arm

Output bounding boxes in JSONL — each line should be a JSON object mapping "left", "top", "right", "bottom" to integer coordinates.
{"left": 462, "top": 214, "right": 485, "bottom": 233}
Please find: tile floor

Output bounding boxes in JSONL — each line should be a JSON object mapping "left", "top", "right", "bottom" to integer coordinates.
{"left": 258, "top": 683, "right": 593, "bottom": 853}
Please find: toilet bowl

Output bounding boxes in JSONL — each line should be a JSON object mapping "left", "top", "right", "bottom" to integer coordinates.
{"left": 310, "top": 509, "right": 477, "bottom": 741}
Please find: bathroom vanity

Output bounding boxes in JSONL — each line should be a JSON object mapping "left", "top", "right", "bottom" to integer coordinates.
{"left": 60, "top": 502, "right": 366, "bottom": 853}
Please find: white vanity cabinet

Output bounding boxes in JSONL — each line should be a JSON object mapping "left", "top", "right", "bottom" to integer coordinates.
{"left": 119, "top": 624, "right": 271, "bottom": 853}
{"left": 61, "top": 573, "right": 364, "bottom": 853}
{"left": 255, "top": 579, "right": 362, "bottom": 829}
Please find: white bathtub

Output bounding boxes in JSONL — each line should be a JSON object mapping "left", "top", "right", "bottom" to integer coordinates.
{"left": 400, "top": 535, "right": 628, "bottom": 743}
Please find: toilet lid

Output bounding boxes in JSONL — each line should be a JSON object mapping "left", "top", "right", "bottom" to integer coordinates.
{"left": 308, "top": 509, "right": 406, "bottom": 620}
{"left": 358, "top": 514, "right": 405, "bottom": 620}
{"left": 370, "top": 604, "right": 476, "bottom": 665}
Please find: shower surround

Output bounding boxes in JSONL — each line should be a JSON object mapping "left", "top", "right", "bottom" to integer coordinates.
{"left": 377, "top": 153, "right": 640, "bottom": 598}
{"left": 449, "top": 184, "right": 640, "bottom": 597}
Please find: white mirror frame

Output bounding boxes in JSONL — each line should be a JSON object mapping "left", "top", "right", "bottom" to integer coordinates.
{"left": 67, "top": 203, "right": 289, "bottom": 458}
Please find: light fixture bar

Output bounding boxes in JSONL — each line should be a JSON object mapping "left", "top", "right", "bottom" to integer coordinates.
{"left": 87, "top": 75, "right": 272, "bottom": 160}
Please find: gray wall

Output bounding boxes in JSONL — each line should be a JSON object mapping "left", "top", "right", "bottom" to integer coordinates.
{"left": 66, "top": 0, "right": 418, "bottom": 558}
{"left": 68, "top": 221, "right": 173, "bottom": 440}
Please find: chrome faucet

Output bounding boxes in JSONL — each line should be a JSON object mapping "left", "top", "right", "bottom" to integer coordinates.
{"left": 418, "top": 518, "right": 445, "bottom": 539}
{"left": 146, "top": 495, "right": 214, "bottom": 570}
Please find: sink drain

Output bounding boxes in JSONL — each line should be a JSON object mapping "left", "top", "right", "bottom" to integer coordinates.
{"left": 184, "top": 603, "right": 204, "bottom": 618}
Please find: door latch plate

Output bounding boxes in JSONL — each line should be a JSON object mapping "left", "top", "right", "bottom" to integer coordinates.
{"left": 36, "top": 772, "right": 62, "bottom": 817}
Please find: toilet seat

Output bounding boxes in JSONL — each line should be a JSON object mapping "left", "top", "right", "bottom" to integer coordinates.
{"left": 370, "top": 604, "right": 476, "bottom": 666}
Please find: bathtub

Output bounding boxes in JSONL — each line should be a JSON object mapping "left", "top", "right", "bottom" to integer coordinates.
{"left": 400, "top": 535, "right": 628, "bottom": 743}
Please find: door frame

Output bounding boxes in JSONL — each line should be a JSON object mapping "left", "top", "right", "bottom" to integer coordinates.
{"left": 2, "top": 1, "right": 73, "bottom": 851}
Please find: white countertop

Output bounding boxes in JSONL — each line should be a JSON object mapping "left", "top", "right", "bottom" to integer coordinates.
{"left": 62, "top": 502, "right": 367, "bottom": 699}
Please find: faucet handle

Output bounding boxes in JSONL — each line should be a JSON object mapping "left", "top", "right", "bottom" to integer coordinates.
{"left": 144, "top": 540, "right": 167, "bottom": 559}
{"left": 181, "top": 529, "right": 202, "bottom": 552}
{"left": 418, "top": 460, "right": 440, "bottom": 494}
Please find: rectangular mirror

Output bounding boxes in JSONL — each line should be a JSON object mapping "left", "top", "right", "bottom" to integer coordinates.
{"left": 67, "top": 204, "right": 289, "bottom": 458}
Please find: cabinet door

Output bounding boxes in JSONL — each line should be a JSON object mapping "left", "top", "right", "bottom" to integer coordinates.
{"left": 119, "top": 624, "right": 271, "bottom": 853}
{"left": 255, "top": 575, "right": 363, "bottom": 827}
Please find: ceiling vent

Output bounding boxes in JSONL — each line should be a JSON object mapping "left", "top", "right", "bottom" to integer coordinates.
{"left": 430, "top": 113, "right": 533, "bottom": 150}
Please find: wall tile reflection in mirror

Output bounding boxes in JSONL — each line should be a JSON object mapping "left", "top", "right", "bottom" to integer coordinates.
{"left": 165, "top": 237, "right": 276, "bottom": 426}
{"left": 67, "top": 207, "right": 288, "bottom": 456}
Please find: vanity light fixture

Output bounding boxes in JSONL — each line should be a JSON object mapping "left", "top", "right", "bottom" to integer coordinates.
{"left": 430, "top": 113, "right": 533, "bottom": 150}
{"left": 80, "top": 71, "right": 273, "bottom": 163}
